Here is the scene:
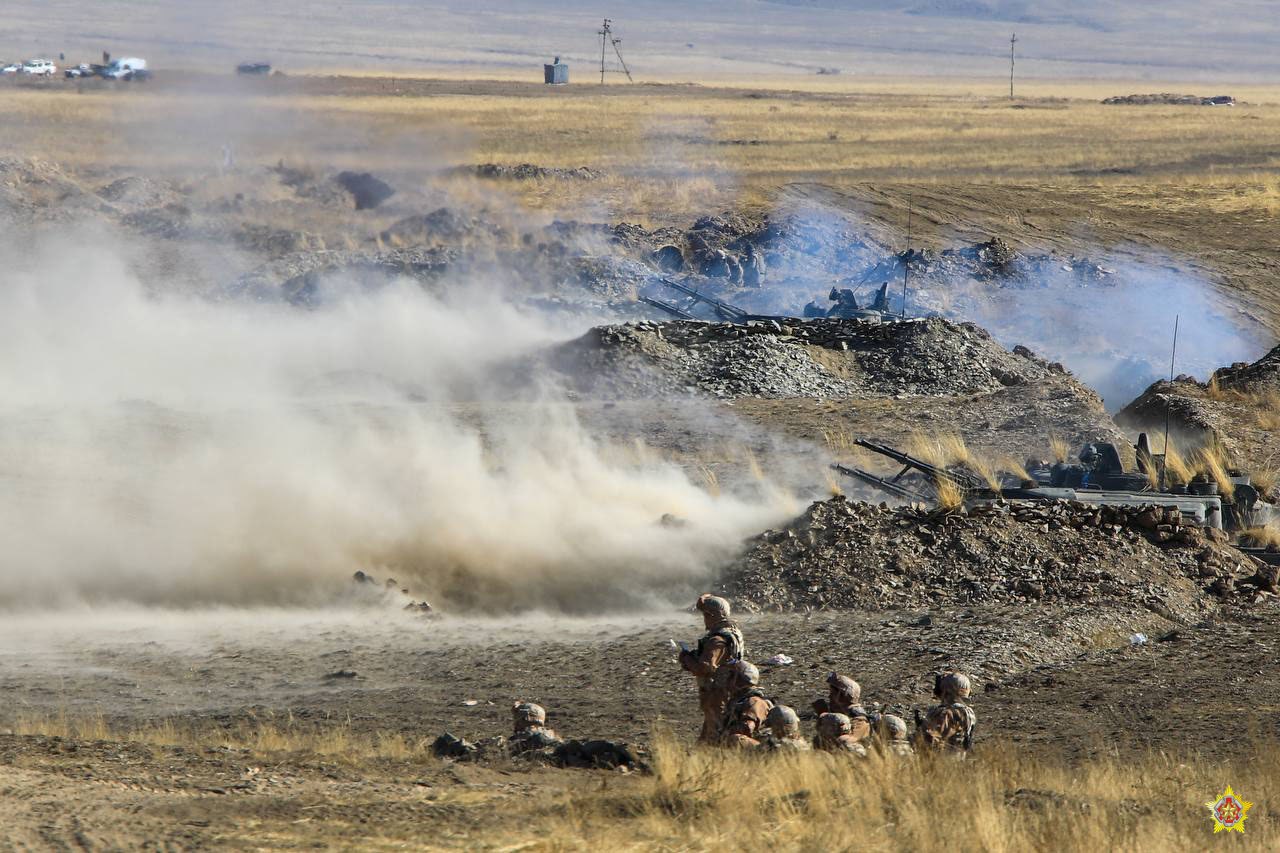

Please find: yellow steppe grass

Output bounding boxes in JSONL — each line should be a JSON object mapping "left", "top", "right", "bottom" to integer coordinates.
{"left": 9, "top": 711, "right": 430, "bottom": 763}
{"left": 545, "top": 731, "right": 1279, "bottom": 852}
{"left": 6, "top": 715, "right": 1276, "bottom": 850}
{"left": 2, "top": 79, "right": 1280, "bottom": 222}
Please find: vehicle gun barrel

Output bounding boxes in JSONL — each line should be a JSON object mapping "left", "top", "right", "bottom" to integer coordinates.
{"left": 830, "top": 463, "right": 930, "bottom": 503}
{"left": 852, "top": 438, "right": 986, "bottom": 492}
{"left": 638, "top": 294, "right": 697, "bottom": 320}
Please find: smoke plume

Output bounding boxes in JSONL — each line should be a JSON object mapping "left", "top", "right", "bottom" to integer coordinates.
{"left": 0, "top": 231, "right": 791, "bottom": 613}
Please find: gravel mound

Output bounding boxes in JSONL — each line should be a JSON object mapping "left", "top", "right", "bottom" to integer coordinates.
{"left": 470, "top": 163, "right": 602, "bottom": 181}
{"left": 551, "top": 316, "right": 1061, "bottom": 400}
{"left": 1102, "top": 93, "right": 1234, "bottom": 106}
{"left": 719, "top": 496, "right": 1273, "bottom": 619}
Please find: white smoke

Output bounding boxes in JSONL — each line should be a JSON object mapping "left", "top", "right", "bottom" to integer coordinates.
{"left": 0, "top": 231, "right": 792, "bottom": 612}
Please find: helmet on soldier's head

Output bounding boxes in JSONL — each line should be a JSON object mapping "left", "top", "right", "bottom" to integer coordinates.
{"left": 766, "top": 705, "right": 801, "bottom": 738}
{"left": 695, "top": 594, "right": 731, "bottom": 621}
{"left": 827, "top": 672, "right": 861, "bottom": 703}
{"left": 512, "top": 702, "right": 547, "bottom": 727}
{"left": 878, "top": 714, "right": 909, "bottom": 741}
{"left": 818, "top": 713, "right": 852, "bottom": 738}
{"left": 934, "top": 672, "right": 971, "bottom": 702}
{"left": 724, "top": 659, "right": 759, "bottom": 687}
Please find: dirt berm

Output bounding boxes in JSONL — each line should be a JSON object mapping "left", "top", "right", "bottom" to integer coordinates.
{"left": 551, "top": 316, "right": 1075, "bottom": 400}
{"left": 1117, "top": 342, "right": 1280, "bottom": 475}
{"left": 718, "top": 496, "right": 1274, "bottom": 619}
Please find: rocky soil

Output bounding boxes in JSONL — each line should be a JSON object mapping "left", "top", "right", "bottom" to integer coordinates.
{"left": 550, "top": 317, "right": 1075, "bottom": 401}
{"left": 1117, "top": 344, "right": 1280, "bottom": 474}
{"left": 720, "top": 495, "right": 1275, "bottom": 618}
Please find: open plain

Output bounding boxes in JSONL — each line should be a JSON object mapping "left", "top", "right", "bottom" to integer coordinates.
{"left": 3, "top": 5, "right": 1280, "bottom": 848}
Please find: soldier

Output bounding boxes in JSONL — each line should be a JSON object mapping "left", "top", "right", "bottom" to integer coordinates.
{"left": 874, "top": 714, "right": 915, "bottom": 757}
{"left": 812, "top": 672, "right": 872, "bottom": 741}
{"left": 678, "top": 594, "right": 746, "bottom": 742}
{"left": 762, "top": 705, "right": 810, "bottom": 752}
{"left": 813, "top": 713, "right": 867, "bottom": 756}
{"left": 717, "top": 660, "right": 773, "bottom": 748}
{"left": 509, "top": 702, "right": 562, "bottom": 754}
{"left": 913, "top": 672, "right": 977, "bottom": 756}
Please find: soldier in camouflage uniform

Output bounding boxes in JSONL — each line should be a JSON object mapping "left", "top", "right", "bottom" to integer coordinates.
{"left": 812, "top": 672, "right": 871, "bottom": 741}
{"left": 913, "top": 672, "right": 976, "bottom": 756}
{"left": 678, "top": 594, "right": 746, "bottom": 743}
{"left": 873, "top": 714, "right": 915, "bottom": 757}
{"left": 762, "top": 705, "right": 811, "bottom": 752}
{"left": 717, "top": 660, "right": 773, "bottom": 749}
{"left": 509, "top": 702, "right": 563, "bottom": 755}
{"left": 813, "top": 713, "right": 867, "bottom": 756}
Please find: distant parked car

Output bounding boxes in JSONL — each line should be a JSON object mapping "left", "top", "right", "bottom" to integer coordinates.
{"left": 236, "top": 61, "right": 271, "bottom": 75}
{"left": 0, "top": 62, "right": 21, "bottom": 75}
{"left": 65, "top": 63, "right": 99, "bottom": 78}
{"left": 21, "top": 59, "right": 57, "bottom": 76}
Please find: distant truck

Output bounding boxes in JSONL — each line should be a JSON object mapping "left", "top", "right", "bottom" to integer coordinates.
{"left": 22, "top": 59, "right": 58, "bottom": 76}
{"left": 101, "top": 57, "right": 148, "bottom": 79}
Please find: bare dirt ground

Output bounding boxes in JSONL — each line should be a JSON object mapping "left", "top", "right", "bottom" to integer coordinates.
{"left": 3, "top": 604, "right": 1279, "bottom": 848}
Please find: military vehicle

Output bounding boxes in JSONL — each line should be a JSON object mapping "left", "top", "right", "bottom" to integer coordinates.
{"left": 803, "top": 282, "right": 900, "bottom": 323}
{"left": 833, "top": 435, "right": 1276, "bottom": 533}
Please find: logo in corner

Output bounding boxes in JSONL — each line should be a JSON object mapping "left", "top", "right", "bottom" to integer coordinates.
{"left": 1206, "top": 785, "right": 1252, "bottom": 834}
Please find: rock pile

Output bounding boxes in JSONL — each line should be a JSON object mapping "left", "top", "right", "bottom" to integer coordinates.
{"left": 720, "top": 496, "right": 1273, "bottom": 618}
{"left": 852, "top": 239, "right": 1113, "bottom": 291}
{"left": 552, "top": 316, "right": 1064, "bottom": 400}
{"left": 1102, "top": 94, "right": 1234, "bottom": 106}
{"left": 470, "top": 163, "right": 602, "bottom": 181}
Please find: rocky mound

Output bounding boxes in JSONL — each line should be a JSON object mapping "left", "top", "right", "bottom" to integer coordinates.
{"left": 719, "top": 496, "right": 1274, "bottom": 619}
{"left": 228, "top": 248, "right": 456, "bottom": 304}
{"left": 1102, "top": 93, "right": 1234, "bottom": 106}
{"left": 469, "top": 163, "right": 602, "bottom": 181}
{"left": 551, "top": 317, "right": 1064, "bottom": 400}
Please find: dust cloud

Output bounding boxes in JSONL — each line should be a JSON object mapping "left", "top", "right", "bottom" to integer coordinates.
{"left": 0, "top": 231, "right": 793, "bottom": 614}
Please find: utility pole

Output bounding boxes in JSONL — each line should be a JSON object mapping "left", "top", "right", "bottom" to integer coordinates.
{"left": 600, "top": 19, "right": 610, "bottom": 84}
{"left": 1009, "top": 33, "right": 1017, "bottom": 100}
{"left": 597, "top": 18, "right": 633, "bottom": 84}
{"left": 901, "top": 206, "right": 912, "bottom": 318}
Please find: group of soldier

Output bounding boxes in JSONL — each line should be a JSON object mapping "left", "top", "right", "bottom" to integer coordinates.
{"left": 677, "top": 594, "right": 976, "bottom": 755}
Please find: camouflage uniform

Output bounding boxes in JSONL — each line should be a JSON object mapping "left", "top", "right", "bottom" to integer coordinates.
{"left": 510, "top": 702, "right": 563, "bottom": 755}
{"left": 762, "top": 705, "right": 811, "bottom": 752}
{"left": 813, "top": 713, "right": 867, "bottom": 756}
{"left": 913, "top": 673, "right": 976, "bottom": 756}
{"left": 717, "top": 661, "right": 773, "bottom": 749}
{"left": 679, "top": 594, "right": 746, "bottom": 743}
{"left": 874, "top": 714, "right": 915, "bottom": 757}
{"left": 812, "top": 673, "right": 872, "bottom": 741}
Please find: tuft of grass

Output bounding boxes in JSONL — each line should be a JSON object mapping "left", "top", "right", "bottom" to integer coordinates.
{"left": 1048, "top": 434, "right": 1071, "bottom": 464}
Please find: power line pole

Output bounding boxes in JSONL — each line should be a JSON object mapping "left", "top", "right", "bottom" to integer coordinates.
{"left": 1009, "top": 33, "right": 1017, "bottom": 100}
{"left": 599, "top": 19, "right": 610, "bottom": 85}
{"left": 597, "top": 18, "right": 633, "bottom": 84}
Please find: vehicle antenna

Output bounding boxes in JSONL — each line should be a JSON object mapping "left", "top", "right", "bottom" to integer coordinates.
{"left": 901, "top": 205, "right": 912, "bottom": 318}
{"left": 1159, "top": 314, "right": 1179, "bottom": 491}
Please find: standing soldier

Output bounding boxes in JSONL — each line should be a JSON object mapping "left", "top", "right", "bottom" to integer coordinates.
{"left": 873, "top": 714, "right": 915, "bottom": 757}
{"left": 913, "top": 672, "right": 976, "bottom": 756}
{"left": 813, "top": 713, "right": 867, "bottom": 756}
{"left": 812, "top": 672, "right": 871, "bottom": 741}
{"left": 717, "top": 661, "right": 772, "bottom": 748}
{"left": 678, "top": 594, "right": 745, "bottom": 742}
{"left": 762, "top": 705, "right": 810, "bottom": 752}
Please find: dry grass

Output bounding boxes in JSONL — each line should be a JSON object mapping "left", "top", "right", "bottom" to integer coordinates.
{"left": 1194, "top": 441, "right": 1237, "bottom": 497}
{"left": 529, "top": 732, "right": 1278, "bottom": 851}
{"left": 1238, "top": 524, "right": 1280, "bottom": 549}
{"left": 1048, "top": 434, "right": 1071, "bottom": 464}
{"left": 6, "top": 713, "right": 1278, "bottom": 849}
{"left": 8, "top": 711, "right": 431, "bottom": 763}
{"left": 3, "top": 77, "right": 1280, "bottom": 222}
